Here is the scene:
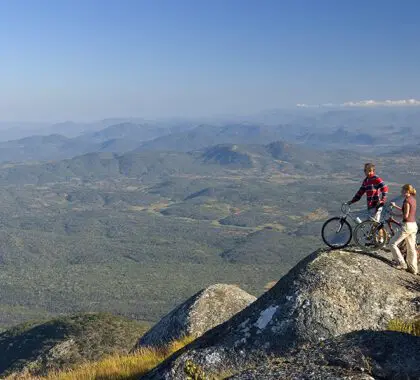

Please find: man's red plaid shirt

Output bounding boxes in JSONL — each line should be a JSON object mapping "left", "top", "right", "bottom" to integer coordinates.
{"left": 351, "top": 175, "right": 388, "bottom": 209}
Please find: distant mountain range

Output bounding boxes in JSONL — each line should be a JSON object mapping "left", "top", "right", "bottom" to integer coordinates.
{"left": 0, "top": 117, "right": 197, "bottom": 141}
{"left": 0, "top": 122, "right": 192, "bottom": 162}
{"left": 135, "top": 124, "right": 299, "bottom": 153}
{"left": 0, "top": 108, "right": 419, "bottom": 163}
{"left": 0, "top": 140, "right": 364, "bottom": 186}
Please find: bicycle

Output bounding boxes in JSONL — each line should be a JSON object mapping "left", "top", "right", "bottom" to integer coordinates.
{"left": 321, "top": 203, "right": 363, "bottom": 249}
{"left": 353, "top": 204, "right": 420, "bottom": 258}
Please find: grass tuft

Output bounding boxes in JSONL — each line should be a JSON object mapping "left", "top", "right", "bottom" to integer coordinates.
{"left": 6, "top": 335, "right": 195, "bottom": 380}
{"left": 387, "top": 318, "right": 420, "bottom": 336}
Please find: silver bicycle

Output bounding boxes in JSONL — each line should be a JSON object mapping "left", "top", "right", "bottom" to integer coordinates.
{"left": 321, "top": 203, "right": 363, "bottom": 249}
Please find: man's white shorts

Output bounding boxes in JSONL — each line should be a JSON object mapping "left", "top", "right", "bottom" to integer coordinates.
{"left": 368, "top": 207, "right": 383, "bottom": 222}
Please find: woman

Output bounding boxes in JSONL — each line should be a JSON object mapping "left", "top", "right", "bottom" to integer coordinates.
{"left": 390, "top": 184, "right": 418, "bottom": 275}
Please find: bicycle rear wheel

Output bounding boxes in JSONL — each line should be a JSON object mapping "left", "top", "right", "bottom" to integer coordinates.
{"left": 354, "top": 220, "right": 386, "bottom": 251}
{"left": 321, "top": 217, "right": 352, "bottom": 249}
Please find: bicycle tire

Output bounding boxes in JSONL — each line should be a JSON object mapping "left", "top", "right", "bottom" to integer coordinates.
{"left": 354, "top": 220, "right": 385, "bottom": 250}
{"left": 321, "top": 217, "right": 352, "bottom": 249}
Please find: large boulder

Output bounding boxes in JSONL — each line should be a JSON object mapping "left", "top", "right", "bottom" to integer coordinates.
{"left": 133, "top": 284, "right": 256, "bottom": 349}
{"left": 141, "top": 248, "right": 420, "bottom": 379}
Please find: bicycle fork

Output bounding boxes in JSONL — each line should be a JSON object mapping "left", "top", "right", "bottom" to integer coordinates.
{"left": 336, "top": 217, "right": 347, "bottom": 233}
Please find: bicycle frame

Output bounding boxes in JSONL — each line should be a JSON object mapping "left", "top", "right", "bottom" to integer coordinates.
{"left": 345, "top": 203, "right": 419, "bottom": 252}
{"left": 339, "top": 203, "right": 361, "bottom": 226}
{"left": 368, "top": 204, "right": 416, "bottom": 245}
{"left": 385, "top": 217, "right": 401, "bottom": 238}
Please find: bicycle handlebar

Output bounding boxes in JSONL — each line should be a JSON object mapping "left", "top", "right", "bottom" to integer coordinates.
{"left": 341, "top": 202, "right": 351, "bottom": 213}
{"left": 339, "top": 201, "right": 395, "bottom": 215}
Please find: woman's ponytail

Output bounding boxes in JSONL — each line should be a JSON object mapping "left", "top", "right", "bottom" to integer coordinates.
{"left": 402, "top": 184, "right": 416, "bottom": 196}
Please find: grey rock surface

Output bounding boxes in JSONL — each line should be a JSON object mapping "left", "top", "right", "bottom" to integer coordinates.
{"left": 140, "top": 248, "right": 420, "bottom": 379}
{"left": 133, "top": 283, "right": 256, "bottom": 349}
{"left": 229, "top": 330, "right": 420, "bottom": 379}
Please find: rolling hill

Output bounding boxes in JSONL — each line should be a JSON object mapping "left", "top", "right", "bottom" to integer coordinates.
{"left": 0, "top": 313, "right": 149, "bottom": 377}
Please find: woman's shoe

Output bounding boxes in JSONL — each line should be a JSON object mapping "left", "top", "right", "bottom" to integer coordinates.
{"left": 407, "top": 265, "right": 418, "bottom": 275}
{"left": 392, "top": 261, "right": 408, "bottom": 270}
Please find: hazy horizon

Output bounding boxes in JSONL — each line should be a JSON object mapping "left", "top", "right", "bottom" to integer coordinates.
{"left": 2, "top": 101, "right": 420, "bottom": 126}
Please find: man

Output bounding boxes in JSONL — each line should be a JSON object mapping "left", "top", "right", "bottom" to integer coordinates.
{"left": 348, "top": 163, "right": 389, "bottom": 222}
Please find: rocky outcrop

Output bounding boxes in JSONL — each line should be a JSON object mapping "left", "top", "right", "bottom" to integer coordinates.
{"left": 141, "top": 248, "right": 420, "bottom": 379}
{"left": 133, "top": 284, "right": 256, "bottom": 349}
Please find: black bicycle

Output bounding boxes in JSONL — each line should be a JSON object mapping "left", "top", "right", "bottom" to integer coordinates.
{"left": 353, "top": 203, "right": 420, "bottom": 256}
{"left": 321, "top": 203, "right": 362, "bottom": 249}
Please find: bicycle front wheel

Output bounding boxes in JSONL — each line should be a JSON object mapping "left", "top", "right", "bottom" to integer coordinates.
{"left": 354, "top": 220, "right": 386, "bottom": 251}
{"left": 322, "top": 217, "right": 352, "bottom": 249}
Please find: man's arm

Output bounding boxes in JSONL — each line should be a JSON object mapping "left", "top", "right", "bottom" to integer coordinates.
{"left": 375, "top": 177, "right": 388, "bottom": 205}
{"left": 350, "top": 182, "right": 366, "bottom": 204}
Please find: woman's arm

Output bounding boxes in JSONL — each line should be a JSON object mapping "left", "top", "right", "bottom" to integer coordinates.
{"left": 403, "top": 201, "right": 410, "bottom": 220}
{"left": 390, "top": 202, "right": 402, "bottom": 210}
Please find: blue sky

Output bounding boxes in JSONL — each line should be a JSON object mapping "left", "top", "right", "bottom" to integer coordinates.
{"left": 1, "top": 0, "right": 419, "bottom": 121}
